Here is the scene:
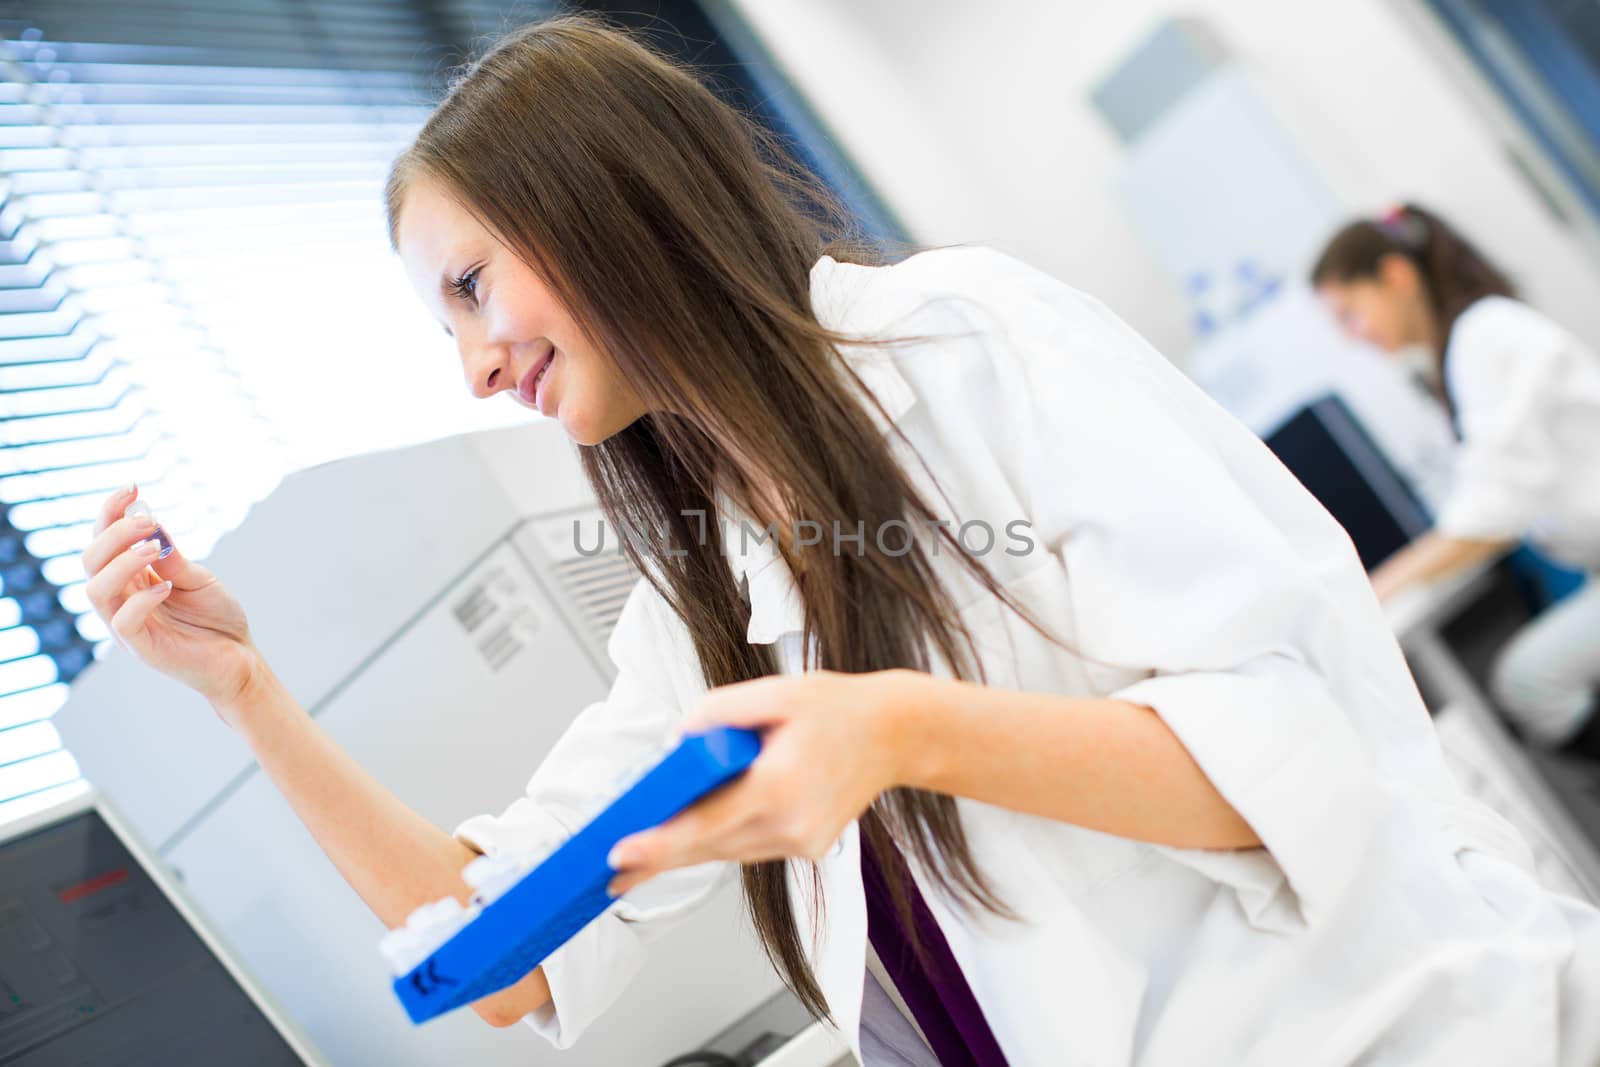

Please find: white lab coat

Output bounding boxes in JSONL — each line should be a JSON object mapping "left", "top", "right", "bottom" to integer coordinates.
{"left": 453, "top": 246, "right": 1600, "bottom": 1066}
{"left": 1435, "top": 294, "right": 1600, "bottom": 569}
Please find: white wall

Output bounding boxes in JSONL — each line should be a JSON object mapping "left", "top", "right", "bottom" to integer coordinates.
{"left": 727, "top": 0, "right": 1600, "bottom": 361}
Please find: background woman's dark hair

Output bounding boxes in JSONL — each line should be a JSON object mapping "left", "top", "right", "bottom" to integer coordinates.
{"left": 384, "top": 14, "right": 1077, "bottom": 1019}
{"left": 1309, "top": 202, "right": 1515, "bottom": 417}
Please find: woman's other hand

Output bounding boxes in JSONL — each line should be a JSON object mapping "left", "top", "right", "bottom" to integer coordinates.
{"left": 82, "top": 485, "right": 262, "bottom": 720}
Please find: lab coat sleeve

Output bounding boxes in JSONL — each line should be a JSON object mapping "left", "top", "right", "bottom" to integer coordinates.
{"left": 1434, "top": 301, "right": 1566, "bottom": 542}
{"left": 970, "top": 275, "right": 1383, "bottom": 929}
{"left": 450, "top": 575, "right": 734, "bottom": 1046}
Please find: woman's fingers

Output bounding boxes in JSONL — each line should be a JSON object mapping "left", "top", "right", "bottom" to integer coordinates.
{"left": 606, "top": 778, "right": 779, "bottom": 894}
{"left": 87, "top": 537, "right": 162, "bottom": 604}
{"left": 90, "top": 484, "right": 137, "bottom": 540}
{"left": 607, "top": 821, "right": 792, "bottom": 896}
{"left": 86, "top": 539, "right": 164, "bottom": 619}
{"left": 81, "top": 512, "right": 159, "bottom": 584}
{"left": 84, "top": 487, "right": 190, "bottom": 587}
{"left": 109, "top": 578, "right": 174, "bottom": 649}
{"left": 142, "top": 537, "right": 208, "bottom": 593}
{"left": 607, "top": 868, "right": 656, "bottom": 897}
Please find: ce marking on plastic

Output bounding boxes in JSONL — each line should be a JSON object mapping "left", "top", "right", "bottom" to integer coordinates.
{"left": 410, "top": 959, "right": 458, "bottom": 997}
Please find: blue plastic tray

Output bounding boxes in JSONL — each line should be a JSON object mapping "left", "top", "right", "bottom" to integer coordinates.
{"left": 392, "top": 725, "right": 761, "bottom": 1024}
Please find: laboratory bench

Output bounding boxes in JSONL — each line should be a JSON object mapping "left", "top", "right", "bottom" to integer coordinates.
{"left": 1385, "top": 556, "right": 1600, "bottom": 902}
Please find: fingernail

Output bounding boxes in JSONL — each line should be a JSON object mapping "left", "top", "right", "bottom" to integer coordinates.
{"left": 121, "top": 483, "right": 136, "bottom": 497}
{"left": 125, "top": 501, "right": 174, "bottom": 558}
{"left": 607, "top": 844, "right": 632, "bottom": 870}
{"left": 156, "top": 580, "right": 172, "bottom": 593}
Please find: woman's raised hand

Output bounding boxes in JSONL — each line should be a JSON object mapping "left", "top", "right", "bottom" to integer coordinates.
{"left": 81, "top": 485, "right": 261, "bottom": 720}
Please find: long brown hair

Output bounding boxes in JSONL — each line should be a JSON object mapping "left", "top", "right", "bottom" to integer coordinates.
{"left": 385, "top": 14, "right": 1070, "bottom": 1019}
{"left": 1310, "top": 202, "right": 1515, "bottom": 419}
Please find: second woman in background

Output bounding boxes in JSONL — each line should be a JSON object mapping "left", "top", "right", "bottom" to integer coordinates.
{"left": 1313, "top": 203, "right": 1600, "bottom": 754}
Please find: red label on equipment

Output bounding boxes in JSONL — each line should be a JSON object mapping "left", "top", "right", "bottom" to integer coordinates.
{"left": 57, "top": 867, "right": 129, "bottom": 904}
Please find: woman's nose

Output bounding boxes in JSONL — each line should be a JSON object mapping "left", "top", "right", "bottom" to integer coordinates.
{"left": 462, "top": 342, "right": 512, "bottom": 399}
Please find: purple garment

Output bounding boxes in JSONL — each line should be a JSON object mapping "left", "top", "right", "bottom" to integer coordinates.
{"left": 858, "top": 833, "right": 1010, "bottom": 1067}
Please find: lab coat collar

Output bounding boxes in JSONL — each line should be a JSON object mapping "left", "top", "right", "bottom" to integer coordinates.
{"left": 715, "top": 256, "right": 918, "bottom": 645}
{"left": 809, "top": 253, "right": 920, "bottom": 435}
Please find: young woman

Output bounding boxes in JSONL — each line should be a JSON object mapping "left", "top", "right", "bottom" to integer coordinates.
{"left": 82, "top": 19, "right": 1600, "bottom": 1067}
{"left": 1312, "top": 204, "right": 1600, "bottom": 754}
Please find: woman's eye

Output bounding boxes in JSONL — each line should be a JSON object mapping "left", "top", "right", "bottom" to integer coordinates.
{"left": 447, "top": 267, "right": 481, "bottom": 304}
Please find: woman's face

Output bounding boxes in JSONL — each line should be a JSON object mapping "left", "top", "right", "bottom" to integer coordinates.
{"left": 396, "top": 176, "right": 648, "bottom": 445}
{"left": 1315, "top": 254, "right": 1432, "bottom": 355}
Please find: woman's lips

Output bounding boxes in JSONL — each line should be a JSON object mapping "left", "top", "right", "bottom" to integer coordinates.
{"left": 517, "top": 347, "right": 555, "bottom": 410}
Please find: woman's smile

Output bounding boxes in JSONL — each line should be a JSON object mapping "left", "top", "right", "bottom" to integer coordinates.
{"left": 517, "top": 344, "right": 557, "bottom": 413}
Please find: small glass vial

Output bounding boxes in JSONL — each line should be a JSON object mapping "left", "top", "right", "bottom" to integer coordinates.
{"left": 124, "top": 500, "right": 174, "bottom": 559}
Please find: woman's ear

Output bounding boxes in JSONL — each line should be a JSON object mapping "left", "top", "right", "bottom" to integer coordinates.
{"left": 1376, "top": 251, "right": 1421, "bottom": 296}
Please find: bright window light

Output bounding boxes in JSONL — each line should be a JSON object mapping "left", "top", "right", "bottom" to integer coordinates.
{"left": 0, "top": 9, "right": 542, "bottom": 824}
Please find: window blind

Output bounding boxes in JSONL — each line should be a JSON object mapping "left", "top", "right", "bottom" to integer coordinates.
{"left": 0, "top": 0, "right": 551, "bottom": 825}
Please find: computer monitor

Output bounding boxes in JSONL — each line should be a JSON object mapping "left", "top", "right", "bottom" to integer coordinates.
{"left": 1263, "top": 392, "right": 1433, "bottom": 571}
{"left": 0, "top": 790, "right": 325, "bottom": 1066}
